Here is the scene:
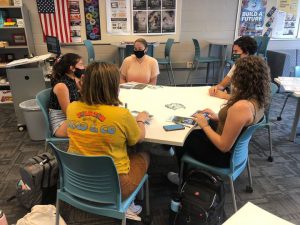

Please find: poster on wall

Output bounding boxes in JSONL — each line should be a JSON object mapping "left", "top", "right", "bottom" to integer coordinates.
{"left": 236, "top": 0, "right": 267, "bottom": 37}
{"left": 106, "top": 0, "right": 131, "bottom": 34}
{"left": 132, "top": 0, "right": 176, "bottom": 35}
{"left": 69, "top": 0, "right": 82, "bottom": 43}
{"left": 277, "top": 0, "right": 299, "bottom": 38}
{"left": 271, "top": 10, "right": 287, "bottom": 38}
{"left": 84, "top": 0, "right": 101, "bottom": 40}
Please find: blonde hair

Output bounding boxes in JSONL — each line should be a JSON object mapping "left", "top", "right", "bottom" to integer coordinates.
{"left": 81, "top": 62, "right": 121, "bottom": 106}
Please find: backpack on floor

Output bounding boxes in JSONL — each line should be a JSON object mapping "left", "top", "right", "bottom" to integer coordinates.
{"left": 9, "top": 153, "right": 59, "bottom": 209}
{"left": 173, "top": 169, "right": 226, "bottom": 225}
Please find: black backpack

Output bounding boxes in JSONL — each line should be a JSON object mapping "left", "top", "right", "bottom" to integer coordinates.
{"left": 173, "top": 169, "right": 226, "bottom": 225}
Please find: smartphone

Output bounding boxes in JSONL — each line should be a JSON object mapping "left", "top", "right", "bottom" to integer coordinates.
{"left": 163, "top": 124, "right": 185, "bottom": 131}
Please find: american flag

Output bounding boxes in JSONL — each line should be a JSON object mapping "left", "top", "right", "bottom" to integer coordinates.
{"left": 36, "top": 0, "right": 71, "bottom": 43}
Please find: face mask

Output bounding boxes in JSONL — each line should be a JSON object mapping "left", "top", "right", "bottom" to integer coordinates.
{"left": 134, "top": 50, "right": 145, "bottom": 59}
{"left": 74, "top": 68, "right": 85, "bottom": 78}
{"left": 231, "top": 53, "right": 241, "bottom": 62}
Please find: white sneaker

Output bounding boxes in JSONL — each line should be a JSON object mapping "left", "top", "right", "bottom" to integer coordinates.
{"left": 167, "top": 172, "right": 180, "bottom": 185}
{"left": 128, "top": 202, "right": 142, "bottom": 215}
{"left": 126, "top": 202, "right": 142, "bottom": 221}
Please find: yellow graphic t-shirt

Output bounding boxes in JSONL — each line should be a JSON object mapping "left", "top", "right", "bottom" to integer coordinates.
{"left": 66, "top": 101, "right": 140, "bottom": 174}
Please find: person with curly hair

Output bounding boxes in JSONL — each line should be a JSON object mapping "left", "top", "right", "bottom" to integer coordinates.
{"left": 209, "top": 36, "right": 258, "bottom": 100}
{"left": 168, "top": 56, "right": 270, "bottom": 184}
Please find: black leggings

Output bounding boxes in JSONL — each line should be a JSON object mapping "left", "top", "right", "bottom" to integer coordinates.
{"left": 175, "top": 125, "right": 231, "bottom": 169}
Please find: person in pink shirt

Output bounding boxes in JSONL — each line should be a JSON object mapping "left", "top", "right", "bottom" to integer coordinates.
{"left": 120, "top": 38, "right": 160, "bottom": 85}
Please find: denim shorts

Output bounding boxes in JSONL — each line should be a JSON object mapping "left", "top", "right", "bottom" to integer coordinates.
{"left": 49, "top": 109, "right": 66, "bottom": 135}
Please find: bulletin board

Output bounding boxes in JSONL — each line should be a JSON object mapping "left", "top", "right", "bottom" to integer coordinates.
{"left": 73, "top": 0, "right": 182, "bottom": 44}
{"left": 234, "top": 0, "right": 300, "bottom": 40}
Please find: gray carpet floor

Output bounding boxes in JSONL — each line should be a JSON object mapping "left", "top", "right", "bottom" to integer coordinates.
{"left": 0, "top": 91, "right": 300, "bottom": 225}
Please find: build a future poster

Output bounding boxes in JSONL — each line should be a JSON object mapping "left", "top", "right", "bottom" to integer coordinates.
{"left": 237, "top": 0, "right": 267, "bottom": 37}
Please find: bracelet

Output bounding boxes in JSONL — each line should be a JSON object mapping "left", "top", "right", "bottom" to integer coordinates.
{"left": 201, "top": 124, "right": 210, "bottom": 129}
{"left": 137, "top": 120, "right": 145, "bottom": 124}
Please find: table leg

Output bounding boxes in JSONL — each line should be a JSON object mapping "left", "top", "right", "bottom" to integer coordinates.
{"left": 289, "top": 97, "right": 300, "bottom": 142}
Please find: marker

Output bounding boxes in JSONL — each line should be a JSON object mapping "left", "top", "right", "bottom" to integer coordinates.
{"left": 125, "top": 103, "right": 127, "bottom": 109}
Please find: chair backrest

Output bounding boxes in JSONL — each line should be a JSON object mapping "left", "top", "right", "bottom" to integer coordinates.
{"left": 125, "top": 44, "right": 154, "bottom": 58}
{"left": 49, "top": 142, "right": 122, "bottom": 210}
{"left": 164, "top": 38, "right": 174, "bottom": 58}
{"left": 230, "top": 116, "right": 266, "bottom": 171}
{"left": 254, "top": 36, "right": 270, "bottom": 57}
{"left": 192, "top": 38, "right": 201, "bottom": 60}
{"left": 295, "top": 66, "right": 300, "bottom": 77}
{"left": 83, "top": 40, "right": 95, "bottom": 63}
{"left": 36, "top": 88, "right": 52, "bottom": 139}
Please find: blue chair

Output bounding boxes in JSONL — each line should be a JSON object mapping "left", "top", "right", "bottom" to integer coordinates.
{"left": 124, "top": 44, "right": 154, "bottom": 58}
{"left": 254, "top": 36, "right": 270, "bottom": 60}
{"left": 48, "top": 142, "right": 150, "bottom": 225}
{"left": 186, "top": 39, "right": 221, "bottom": 85}
{"left": 179, "top": 116, "right": 266, "bottom": 212}
{"left": 36, "top": 89, "right": 68, "bottom": 151}
{"left": 264, "top": 82, "right": 279, "bottom": 162}
{"left": 83, "top": 40, "right": 95, "bottom": 63}
{"left": 277, "top": 66, "right": 300, "bottom": 121}
{"left": 155, "top": 38, "right": 176, "bottom": 86}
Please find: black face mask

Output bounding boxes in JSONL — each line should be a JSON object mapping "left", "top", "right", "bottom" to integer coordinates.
{"left": 231, "top": 53, "right": 241, "bottom": 62}
{"left": 74, "top": 68, "right": 85, "bottom": 78}
{"left": 134, "top": 50, "right": 145, "bottom": 59}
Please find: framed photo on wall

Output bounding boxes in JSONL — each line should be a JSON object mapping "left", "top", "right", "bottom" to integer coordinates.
{"left": 12, "top": 34, "right": 27, "bottom": 45}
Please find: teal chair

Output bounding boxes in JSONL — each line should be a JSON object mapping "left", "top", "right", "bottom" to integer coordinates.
{"left": 185, "top": 39, "right": 221, "bottom": 86}
{"left": 83, "top": 40, "right": 95, "bottom": 63}
{"left": 264, "top": 82, "right": 279, "bottom": 162}
{"left": 48, "top": 142, "right": 150, "bottom": 225}
{"left": 155, "top": 38, "right": 176, "bottom": 86}
{"left": 277, "top": 66, "right": 300, "bottom": 121}
{"left": 124, "top": 44, "right": 154, "bottom": 58}
{"left": 254, "top": 36, "right": 270, "bottom": 60}
{"left": 179, "top": 116, "right": 265, "bottom": 212}
{"left": 36, "top": 89, "right": 68, "bottom": 151}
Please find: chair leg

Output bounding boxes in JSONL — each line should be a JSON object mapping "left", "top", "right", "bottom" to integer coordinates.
{"left": 44, "top": 141, "right": 48, "bottom": 152}
{"left": 185, "top": 61, "right": 195, "bottom": 86}
{"left": 145, "top": 178, "right": 150, "bottom": 216}
{"left": 179, "top": 161, "right": 184, "bottom": 193}
{"left": 229, "top": 178, "right": 237, "bottom": 212}
{"left": 267, "top": 123, "right": 273, "bottom": 162}
{"left": 169, "top": 62, "right": 176, "bottom": 86}
{"left": 56, "top": 199, "right": 60, "bottom": 225}
{"left": 246, "top": 160, "right": 253, "bottom": 193}
{"left": 206, "top": 63, "right": 210, "bottom": 84}
{"left": 121, "top": 217, "right": 126, "bottom": 225}
{"left": 165, "top": 64, "right": 172, "bottom": 86}
{"left": 277, "top": 94, "right": 290, "bottom": 120}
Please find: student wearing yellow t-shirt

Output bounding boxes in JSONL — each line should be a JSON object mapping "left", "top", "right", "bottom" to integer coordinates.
{"left": 66, "top": 62, "right": 150, "bottom": 214}
{"left": 120, "top": 38, "right": 159, "bottom": 85}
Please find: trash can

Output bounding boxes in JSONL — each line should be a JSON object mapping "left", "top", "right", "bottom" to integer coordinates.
{"left": 19, "top": 99, "right": 46, "bottom": 141}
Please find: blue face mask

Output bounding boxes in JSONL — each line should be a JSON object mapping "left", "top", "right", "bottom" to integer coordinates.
{"left": 231, "top": 53, "right": 241, "bottom": 62}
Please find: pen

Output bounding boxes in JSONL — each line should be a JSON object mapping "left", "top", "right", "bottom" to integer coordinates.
{"left": 125, "top": 103, "right": 127, "bottom": 109}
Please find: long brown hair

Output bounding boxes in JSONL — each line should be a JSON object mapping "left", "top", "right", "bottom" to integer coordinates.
{"left": 81, "top": 62, "right": 121, "bottom": 106}
{"left": 51, "top": 53, "right": 81, "bottom": 81}
{"left": 227, "top": 55, "right": 270, "bottom": 109}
